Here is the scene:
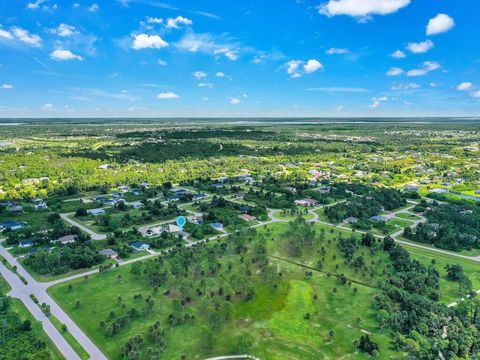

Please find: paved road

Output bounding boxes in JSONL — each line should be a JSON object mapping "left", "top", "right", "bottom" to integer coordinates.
{"left": 0, "top": 244, "right": 108, "bottom": 360}
{"left": 60, "top": 213, "right": 107, "bottom": 240}
{"left": 0, "top": 260, "right": 82, "bottom": 360}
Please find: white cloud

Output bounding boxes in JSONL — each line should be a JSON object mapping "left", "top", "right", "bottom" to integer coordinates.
{"left": 303, "top": 59, "right": 323, "bottom": 73}
{"left": 406, "top": 40, "right": 434, "bottom": 54}
{"left": 306, "top": 87, "right": 369, "bottom": 93}
{"left": 26, "top": 0, "right": 46, "bottom": 10}
{"left": 471, "top": 90, "right": 480, "bottom": 98}
{"left": 157, "top": 59, "right": 167, "bottom": 66}
{"left": 286, "top": 59, "right": 323, "bottom": 78}
{"left": 157, "top": 92, "right": 179, "bottom": 99}
{"left": 326, "top": 47, "right": 350, "bottom": 55}
{"left": 213, "top": 47, "right": 238, "bottom": 60}
{"left": 286, "top": 60, "right": 303, "bottom": 78}
{"left": 88, "top": 3, "right": 99, "bottom": 12}
{"left": 50, "top": 48, "right": 83, "bottom": 61}
{"left": 230, "top": 98, "right": 240, "bottom": 104}
{"left": 193, "top": 71, "right": 207, "bottom": 79}
{"left": 391, "top": 82, "right": 420, "bottom": 91}
{"left": 215, "top": 72, "right": 225, "bottom": 78}
{"left": 406, "top": 61, "right": 440, "bottom": 77}
{"left": 52, "top": 23, "right": 78, "bottom": 37}
{"left": 391, "top": 50, "right": 406, "bottom": 59}
{"left": 427, "top": 14, "right": 454, "bottom": 36}
{"left": 146, "top": 17, "right": 163, "bottom": 24}
{"left": 11, "top": 27, "right": 42, "bottom": 47}
{"left": 0, "top": 28, "right": 13, "bottom": 40}
{"left": 368, "top": 96, "right": 388, "bottom": 108}
{"left": 457, "top": 82, "right": 473, "bottom": 91}
{"left": 175, "top": 33, "right": 241, "bottom": 61}
{"left": 386, "top": 67, "right": 404, "bottom": 76}
{"left": 132, "top": 33, "right": 169, "bottom": 50}
{"left": 429, "top": 82, "right": 441, "bottom": 87}
{"left": 1, "top": 84, "right": 13, "bottom": 89}
{"left": 42, "top": 103, "right": 53, "bottom": 110}
{"left": 319, "top": 0, "right": 410, "bottom": 21}
{"left": 73, "top": 3, "right": 80, "bottom": 9}
{"left": 198, "top": 82, "right": 213, "bottom": 88}
{"left": 165, "top": 16, "right": 192, "bottom": 29}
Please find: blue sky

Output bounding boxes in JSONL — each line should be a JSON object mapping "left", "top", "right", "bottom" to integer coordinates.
{"left": 0, "top": 0, "right": 479, "bottom": 118}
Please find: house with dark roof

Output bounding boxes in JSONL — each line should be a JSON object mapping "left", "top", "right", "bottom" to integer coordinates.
{"left": 19, "top": 239, "right": 33, "bottom": 248}
{"left": 210, "top": 222, "right": 224, "bottom": 231}
{"left": 130, "top": 241, "right": 150, "bottom": 252}
{"left": 0, "top": 220, "right": 27, "bottom": 231}
{"left": 87, "top": 208, "right": 106, "bottom": 216}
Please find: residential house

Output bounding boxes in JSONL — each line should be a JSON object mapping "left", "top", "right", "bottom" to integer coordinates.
{"left": 370, "top": 215, "right": 389, "bottom": 222}
{"left": 130, "top": 241, "right": 150, "bottom": 252}
{"left": 187, "top": 215, "right": 203, "bottom": 225}
{"left": 431, "top": 188, "right": 448, "bottom": 194}
{"left": 8, "top": 205, "right": 23, "bottom": 214}
{"left": 57, "top": 235, "right": 77, "bottom": 244}
{"left": 193, "top": 193, "right": 207, "bottom": 201}
{"left": 130, "top": 201, "right": 144, "bottom": 209}
{"left": 19, "top": 239, "right": 33, "bottom": 248}
{"left": 130, "top": 188, "right": 142, "bottom": 196}
{"left": 210, "top": 222, "right": 224, "bottom": 231}
{"left": 239, "top": 214, "right": 255, "bottom": 222}
{"left": 316, "top": 187, "right": 331, "bottom": 194}
{"left": 118, "top": 185, "right": 130, "bottom": 192}
{"left": 87, "top": 208, "right": 106, "bottom": 216}
{"left": 294, "top": 198, "right": 318, "bottom": 207}
{"left": 0, "top": 220, "right": 26, "bottom": 231}
{"left": 343, "top": 217, "right": 358, "bottom": 224}
{"left": 138, "top": 226, "right": 163, "bottom": 238}
{"left": 99, "top": 249, "right": 118, "bottom": 258}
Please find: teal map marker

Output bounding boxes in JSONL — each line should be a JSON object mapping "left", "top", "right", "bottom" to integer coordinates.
{"left": 176, "top": 216, "right": 186, "bottom": 231}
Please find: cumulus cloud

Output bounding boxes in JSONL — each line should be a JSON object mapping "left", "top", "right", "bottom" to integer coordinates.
{"left": 319, "top": 0, "right": 411, "bottom": 22}
{"left": 230, "top": 97, "right": 240, "bottom": 104}
{"left": 303, "top": 59, "right": 323, "bottom": 73}
{"left": 157, "top": 92, "right": 179, "bottom": 99}
{"left": 27, "top": 0, "right": 47, "bottom": 10}
{"left": 157, "top": 59, "right": 167, "bottom": 66}
{"left": 391, "top": 50, "right": 406, "bottom": 59}
{"left": 471, "top": 90, "right": 480, "bottom": 98}
{"left": 215, "top": 72, "right": 225, "bottom": 78}
{"left": 368, "top": 96, "right": 388, "bottom": 109}
{"left": 0, "top": 28, "right": 14, "bottom": 40}
{"left": 51, "top": 23, "right": 78, "bottom": 37}
{"left": 457, "top": 82, "right": 473, "bottom": 91}
{"left": 193, "top": 71, "right": 207, "bottom": 79}
{"left": 50, "top": 48, "right": 83, "bottom": 61}
{"left": 1, "top": 84, "right": 13, "bottom": 89}
{"left": 165, "top": 16, "right": 192, "bottom": 29}
{"left": 427, "top": 14, "right": 455, "bottom": 36}
{"left": 406, "top": 40, "right": 434, "bottom": 54}
{"left": 10, "top": 27, "right": 42, "bottom": 47}
{"left": 406, "top": 61, "right": 440, "bottom": 77}
{"left": 42, "top": 103, "right": 53, "bottom": 110}
{"left": 175, "top": 32, "right": 240, "bottom": 61}
{"left": 326, "top": 47, "right": 350, "bottom": 55}
{"left": 88, "top": 3, "right": 99, "bottom": 12}
{"left": 391, "top": 82, "right": 420, "bottom": 91}
{"left": 286, "top": 59, "right": 323, "bottom": 78}
{"left": 132, "top": 34, "right": 169, "bottom": 50}
{"left": 146, "top": 17, "right": 163, "bottom": 24}
{"left": 386, "top": 67, "right": 404, "bottom": 76}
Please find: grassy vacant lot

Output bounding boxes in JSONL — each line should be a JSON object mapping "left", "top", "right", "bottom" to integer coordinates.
{"left": 49, "top": 255, "right": 397, "bottom": 360}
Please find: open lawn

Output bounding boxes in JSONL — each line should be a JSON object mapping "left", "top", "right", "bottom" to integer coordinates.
{"left": 48, "top": 227, "right": 399, "bottom": 360}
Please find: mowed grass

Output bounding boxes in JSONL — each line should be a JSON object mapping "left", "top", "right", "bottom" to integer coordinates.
{"left": 272, "top": 210, "right": 314, "bottom": 222}
{"left": 48, "top": 240, "right": 398, "bottom": 359}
